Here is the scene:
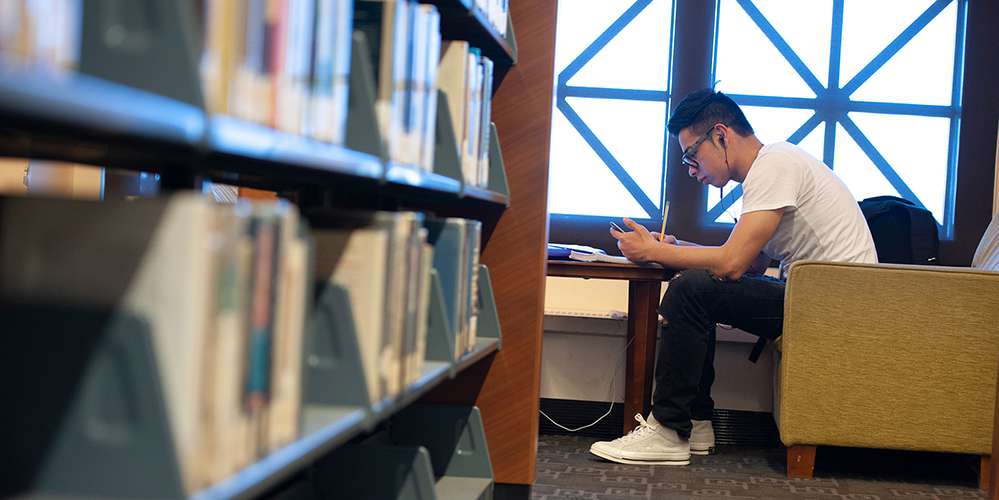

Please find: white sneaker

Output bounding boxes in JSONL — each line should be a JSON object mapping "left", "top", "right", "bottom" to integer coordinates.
{"left": 589, "top": 414, "right": 690, "bottom": 465}
{"left": 690, "top": 419, "right": 716, "bottom": 455}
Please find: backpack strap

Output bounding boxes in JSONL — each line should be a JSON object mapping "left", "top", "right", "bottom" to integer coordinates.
{"left": 749, "top": 337, "right": 767, "bottom": 363}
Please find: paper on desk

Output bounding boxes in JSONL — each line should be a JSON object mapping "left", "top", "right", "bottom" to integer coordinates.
{"left": 568, "top": 250, "right": 631, "bottom": 264}
{"left": 544, "top": 308, "right": 628, "bottom": 320}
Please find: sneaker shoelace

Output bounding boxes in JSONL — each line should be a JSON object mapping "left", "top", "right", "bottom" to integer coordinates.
{"left": 616, "top": 414, "right": 657, "bottom": 443}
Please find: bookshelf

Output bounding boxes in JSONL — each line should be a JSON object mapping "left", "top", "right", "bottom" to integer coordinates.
{"left": 423, "top": 1, "right": 555, "bottom": 496}
{"left": 0, "top": 0, "right": 532, "bottom": 499}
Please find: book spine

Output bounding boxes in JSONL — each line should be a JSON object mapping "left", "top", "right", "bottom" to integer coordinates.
{"left": 246, "top": 217, "right": 276, "bottom": 413}
{"left": 331, "top": 0, "right": 354, "bottom": 145}
{"left": 310, "top": 0, "right": 337, "bottom": 141}
{"left": 477, "top": 57, "right": 493, "bottom": 187}
{"left": 420, "top": 7, "right": 440, "bottom": 173}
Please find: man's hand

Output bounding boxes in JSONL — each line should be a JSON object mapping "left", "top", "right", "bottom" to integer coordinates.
{"left": 609, "top": 218, "right": 674, "bottom": 263}
{"left": 651, "top": 232, "right": 678, "bottom": 245}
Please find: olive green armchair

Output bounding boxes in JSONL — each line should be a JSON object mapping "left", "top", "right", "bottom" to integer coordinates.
{"left": 775, "top": 213, "right": 999, "bottom": 486}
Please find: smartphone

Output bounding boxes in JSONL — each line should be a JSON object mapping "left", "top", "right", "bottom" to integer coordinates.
{"left": 609, "top": 221, "right": 625, "bottom": 232}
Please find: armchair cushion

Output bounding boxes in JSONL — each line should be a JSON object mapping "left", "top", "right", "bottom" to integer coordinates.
{"left": 778, "top": 261, "right": 999, "bottom": 455}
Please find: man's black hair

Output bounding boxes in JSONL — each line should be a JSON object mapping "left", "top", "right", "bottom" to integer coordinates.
{"left": 666, "top": 88, "right": 754, "bottom": 137}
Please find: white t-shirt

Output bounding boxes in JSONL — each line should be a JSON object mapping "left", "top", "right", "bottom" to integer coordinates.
{"left": 741, "top": 142, "right": 877, "bottom": 277}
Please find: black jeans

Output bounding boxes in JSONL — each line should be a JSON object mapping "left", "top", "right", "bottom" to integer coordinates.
{"left": 651, "top": 269, "right": 785, "bottom": 439}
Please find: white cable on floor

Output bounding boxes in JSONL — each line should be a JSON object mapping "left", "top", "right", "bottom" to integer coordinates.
{"left": 539, "top": 335, "right": 636, "bottom": 433}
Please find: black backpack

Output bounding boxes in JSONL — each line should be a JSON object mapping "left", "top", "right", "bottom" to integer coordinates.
{"left": 859, "top": 195, "right": 940, "bottom": 265}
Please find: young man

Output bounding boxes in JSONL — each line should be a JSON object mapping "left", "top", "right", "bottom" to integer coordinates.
{"left": 592, "top": 89, "right": 877, "bottom": 465}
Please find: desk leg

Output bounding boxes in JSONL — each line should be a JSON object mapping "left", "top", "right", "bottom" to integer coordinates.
{"left": 624, "top": 280, "right": 662, "bottom": 433}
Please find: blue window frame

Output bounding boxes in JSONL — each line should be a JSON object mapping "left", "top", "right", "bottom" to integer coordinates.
{"left": 710, "top": 0, "right": 968, "bottom": 238}
{"left": 548, "top": 0, "right": 676, "bottom": 221}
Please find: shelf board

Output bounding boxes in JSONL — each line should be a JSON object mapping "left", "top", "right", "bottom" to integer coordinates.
{"left": 404, "top": 360, "right": 453, "bottom": 407}
{"left": 435, "top": 476, "right": 493, "bottom": 500}
{"left": 204, "top": 116, "right": 383, "bottom": 185}
{"left": 455, "top": 337, "right": 500, "bottom": 374}
{"left": 427, "top": 0, "right": 515, "bottom": 69}
{"left": 461, "top": 184, "right": 509, "bottom": 206}
{"left": 372, "top": 361, "right": 452, "bottom": 422}
{"left": 0, "top": 67, "right": 507, "bottom": 215}
{"left": 0, "top": 64, "right": 203, "bottom": 167}
{"left": 378, "top": 168, "right": 509, "bottom": 216}
{"left": 385, "top": 163, "right": 462, "bottom": 194}
{"left": 193, "top": 406, "right": 367, "bottom": 500}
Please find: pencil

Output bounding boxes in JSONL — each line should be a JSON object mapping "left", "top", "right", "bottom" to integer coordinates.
{"left": 659, "top": 201, "right": 669, "bottom": 241}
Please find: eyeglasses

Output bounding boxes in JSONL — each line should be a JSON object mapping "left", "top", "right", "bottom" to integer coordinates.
{"left": 680, "top": 128, "right": 715, "bottom": 169}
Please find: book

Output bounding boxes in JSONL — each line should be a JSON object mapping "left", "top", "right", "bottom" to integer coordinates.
{"left": 231, "top": 0, "right": 270, "bottom": 124}
{"left": 208, "top": 203, "right": 256, "bottom": 479}
{"left": 309, "top": 0, "right": 353, "bottom": 144}
{"left": 399, "top": 221, "right": 427, "bottom": 388}
{"left": 547, "top": 243, "right": 606, "bottom": 259}
{"left": 464, "top": 220, "right": 482, "bottom": 352}
{"left": 354, "top": 0, "right": 409, "bottom": 163}
{"left": 308, "top": 0, "right": 336, "bottom": 139}
{"left": 461, "top": 49, "right": 481, "bottom": 186}
{"left": 311, "top": 209, "right": 430, "bottom": 396}
{"left": 311, "top": 216, "right": 390, "bottom": 403}
{"left": 476, "top": 56, "right": 493, "bottom": 187}
{"left": 244, "top": 205, "right": 279, "bottom": 456}
{"left": 426, "top": 217, "right": 465, "bottom": 358}
{"left": 282, "top": 0, "right": 316, "bottom": 134}
{"left": 401, "top": 0, "right": 423, "bottom": 166}
{"left": 419, "top": 5, "right": 441, "bottom": 173}
{"left": 1, "top": 0, "right": 81, "bottom": 70}
{"left": 374, "top": 211, "right": 411, "bottom": 398}
{"left": 438, "top": 40, "right": 470, "bottom": 167}
{"left": 197, "top": 199, "right": 244, "bottom": 482}
{"left": 411, "top": 239, "right": 433, "bottom": 382}
{"left": 568, "top": 250, "right": 632, "bottom": 265}
{"left": 266, "top": 201, "right": 310, "bottom": 451}
{"left": 331, "top": 0, "right": 355, "bottom": 144}
{"left": 200, "top": 0, "right": 245, "bottom": 115}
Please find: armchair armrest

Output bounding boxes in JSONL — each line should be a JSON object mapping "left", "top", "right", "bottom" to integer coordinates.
{"left": 778, "top": 261, "right": 999, "bottom": 454}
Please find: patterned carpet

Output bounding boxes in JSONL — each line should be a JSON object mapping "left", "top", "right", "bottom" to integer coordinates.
{"left": 532, "top": 435, "right": 986, "bottom": 499}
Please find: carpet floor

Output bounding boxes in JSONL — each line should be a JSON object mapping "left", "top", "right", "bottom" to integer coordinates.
{"left": 532, "top": 434, "right": 986, "bottom": 499}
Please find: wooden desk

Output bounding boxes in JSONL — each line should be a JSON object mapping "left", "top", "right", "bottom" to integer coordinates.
{"left": 546, "top": 260, "right": 676, "bottom": 433}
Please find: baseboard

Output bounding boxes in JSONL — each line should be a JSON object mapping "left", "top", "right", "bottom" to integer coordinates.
{"left": 494, "top": 482, "right": 531, "bottom": 500}
{"left": 539, "top": 398, "right": 780, "bottom": 447}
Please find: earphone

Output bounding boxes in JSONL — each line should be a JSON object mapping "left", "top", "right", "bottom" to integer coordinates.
{"left": 717, "top": 129, "right": 738, "bottom": 222}
{"left": 720, "top": 129, "right": 730, "bottom": 171}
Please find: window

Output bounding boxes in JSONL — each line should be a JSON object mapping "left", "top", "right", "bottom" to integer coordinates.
{"left": 548, "top": 0, "right": 675, "bottom": 221}
{"left": 711, "top": 0, "right": 967, "bottom": 237}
